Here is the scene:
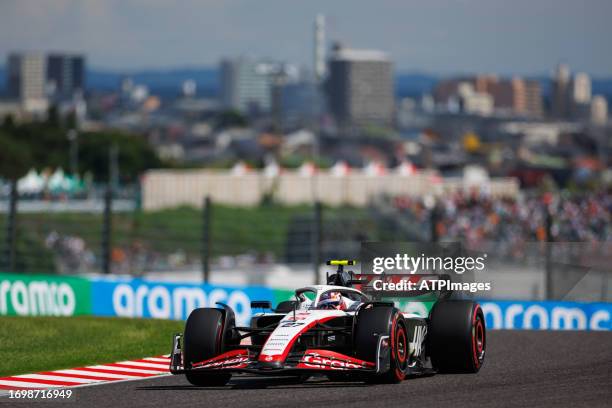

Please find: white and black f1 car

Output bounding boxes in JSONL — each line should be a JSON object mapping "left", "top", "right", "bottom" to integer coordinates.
{"left": 169, "top": 260, "right": 486, "bottom": 385}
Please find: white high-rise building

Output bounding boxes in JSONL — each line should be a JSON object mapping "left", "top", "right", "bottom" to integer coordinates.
{"left": 572, "top": 72, "right": 591, "bottom": 104}
{"left": 570, "top": 72, "right": 592, "bottom": 119}
{"left": 314, "top": 14, "right": 326, "bottom": 82}
{"left": 590, "top": 95, "right": 608, "bottom": 125}
{"left": 7, "top": 52, "right": 48, "bottom": 113}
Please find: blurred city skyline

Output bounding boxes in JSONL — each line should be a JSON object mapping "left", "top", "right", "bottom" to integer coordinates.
{"left": 1, "top": 0, "right": 612, "bottom": 76}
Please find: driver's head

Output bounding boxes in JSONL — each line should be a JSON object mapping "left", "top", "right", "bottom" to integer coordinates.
{"left": 319, "top": 291, "right": 346, "bottom": 310}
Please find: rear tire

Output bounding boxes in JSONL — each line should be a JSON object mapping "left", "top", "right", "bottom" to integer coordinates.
{"left": 183, "top": 308, "right": 232, "bottom": 386}
{"left": 428, "top": 300, "right": 486, "bottom": 373}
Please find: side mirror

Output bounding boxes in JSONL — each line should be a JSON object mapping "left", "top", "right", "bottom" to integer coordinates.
{"left": 251, "top": 301, "right": 272, "bottom": 309}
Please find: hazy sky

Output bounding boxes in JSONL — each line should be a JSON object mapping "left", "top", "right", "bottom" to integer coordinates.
{"left": 1, "top": 0, "right": 611, "bottom": 76}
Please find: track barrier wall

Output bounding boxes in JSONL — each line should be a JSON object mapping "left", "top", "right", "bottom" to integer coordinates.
{"left": 480, "top": 300, "right": 611, "bottom": 331}
{"left": 0, "top": 272, "right": 91, "bottom": 316}
{"left": 0, "top": 272, "right": 610, "bottom": 330}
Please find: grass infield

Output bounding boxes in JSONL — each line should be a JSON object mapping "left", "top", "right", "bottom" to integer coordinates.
{"left": 0, "top": 315, "right": 183, "bottom": 377}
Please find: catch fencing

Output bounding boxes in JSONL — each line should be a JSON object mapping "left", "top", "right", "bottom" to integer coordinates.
{"left": 0, "top": 191, "right": 413, "bottom": 283}
{"left": 1, "top": 188, "right": 610, "bottom": 303}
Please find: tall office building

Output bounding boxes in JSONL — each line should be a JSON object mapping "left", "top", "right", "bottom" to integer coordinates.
{"left": 492, "top": 77, "right": 543, "bottom": 117}
{"left": 570, "top": 72, "right": 592, "bottom": 119}
{"left": 6, "top": 52, "right": 48, "bottom": 113}
{"left": 326, "top": 44, "right": 394, "bottom": 129}
{"left": 220, "top": 58, "right": 278, "bottom": 114}
{"left": 314, "top": 14, "right": 326, "bottom": 83}
{"left": 46, "top": 54, "right": 85, "bottom": 100}
{"left": 590, "top": 95, "right": 608, "bottom": 125}
{"left": 551, "top": 63, "right": 571, "bottom": 118}
{"left": 272, "top": 73, "right": 324, "bottom": 128}
{"left": 571, "top": 72, "right": 591, "bottom": 104}
{"left": 523, "top": 80, "right": 543, "bottom": 118}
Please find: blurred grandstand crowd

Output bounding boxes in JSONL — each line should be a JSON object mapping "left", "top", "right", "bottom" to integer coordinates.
{"left": 394, "top": 190, "right": 612, "bottom": 248}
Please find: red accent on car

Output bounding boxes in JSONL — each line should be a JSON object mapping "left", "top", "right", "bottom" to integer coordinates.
{"left": 297, "top": 349, "right": 375, "bottom": 370}
{"left": 471, "top": 305, "right": 484, "bottom": 368}
{"left": 396, "top": 325, "right": 407, "bottom": 364}
{"left": 391, "top": 313, "right": 406, "bottom": 381}
{"left": 192, "top": 349, "right": 250, "bottom": 369}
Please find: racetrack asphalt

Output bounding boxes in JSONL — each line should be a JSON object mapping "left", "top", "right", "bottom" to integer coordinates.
{"left": 5, "top": 331, "right": 612, "bottom": 408}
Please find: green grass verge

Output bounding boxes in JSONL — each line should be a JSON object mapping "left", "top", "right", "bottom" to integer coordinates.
{"left": 0, "top": 316, "right": 183, "bottom": 377}
{"left": 1, "top": 204, "right": 316, "bottom": 264}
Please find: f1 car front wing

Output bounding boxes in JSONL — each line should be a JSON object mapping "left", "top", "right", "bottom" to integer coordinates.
{"left": 169, "top": 333, "right": 391, "bottom": 375}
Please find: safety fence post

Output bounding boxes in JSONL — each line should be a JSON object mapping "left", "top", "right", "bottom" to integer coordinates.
{"left": 202, "top": 196, "right": 211, "bottom": 283}
{"left": 544, "top": 205, "right": 554, "bottom": 300}
{"left": 430, "top": 204, "right": 439, "bottom": 243}
{"left": 101, "top": 186, "right": 112, "bottom": 274}
{"left": 312, "top": 201, "right": 322, "bottom": 285}
{"left": 4, "top": 180, "right": 18, "bottom": 271}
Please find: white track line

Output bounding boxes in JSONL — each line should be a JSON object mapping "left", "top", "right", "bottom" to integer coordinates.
{"left": 13, "top": 374, "right": 97, "bottom": 384}
{"left": 142, "top": 357, "right": 170, "bottom": 363}
{"left": 116, "top": 361, "right": 169, "bottom": 369}
{"left": 52, "top": 369, "right": 143, "bottom": 379}
{"left": 85, "top": 365, "right": 162, "bottom": 374}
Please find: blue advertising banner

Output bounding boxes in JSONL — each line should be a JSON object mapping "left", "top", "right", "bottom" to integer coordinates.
{"left": 57, "top": 274, "right": 611, "bottom": 331}
{"left": 91, "top": 277, "right": 275, "bottom": 326}
{"left": 480, "top": 300, "right": 612, "bottom": 331}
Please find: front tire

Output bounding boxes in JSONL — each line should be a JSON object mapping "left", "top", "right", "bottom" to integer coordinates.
{"left": 428, "top": 300, "right": 486, "bottom": 373}
{"left": 354, "top": 306, "right": 408, "bottom": 383}
{"left": 183, "top": 308, "right": 232, "bottom": 386}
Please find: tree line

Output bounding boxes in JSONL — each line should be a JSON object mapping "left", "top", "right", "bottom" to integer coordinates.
{"left": 0, "top": 107, "right": 162, "bottom": 183}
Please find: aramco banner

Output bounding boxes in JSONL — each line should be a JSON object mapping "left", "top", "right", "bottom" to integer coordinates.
{"left": 0, "top": 273, "right": 91, "bottom": 316}
{"left": 1, "top": 273, "right": 610, "bottom": 330}
{"left": 90, "top": 277, "right": 274, "bottom": 326}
